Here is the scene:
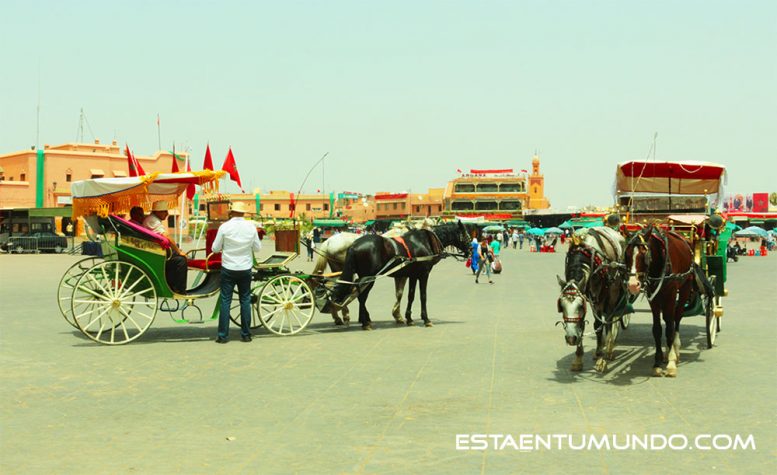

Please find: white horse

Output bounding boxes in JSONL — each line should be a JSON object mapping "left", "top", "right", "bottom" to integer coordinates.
{"left": 313, "top": 218, "right": 437, "bottom": 325}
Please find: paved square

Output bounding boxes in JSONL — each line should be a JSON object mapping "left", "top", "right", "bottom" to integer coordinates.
{"left": 1, "top": 245, "right": 775, "bottom": 473}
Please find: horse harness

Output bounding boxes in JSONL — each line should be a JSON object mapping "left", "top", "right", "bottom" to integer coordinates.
{"left": 563, "top": 230, "right": 630, "bottom": 326}
{"left": 627, "top": 227, "right": 695, "bottom": 302}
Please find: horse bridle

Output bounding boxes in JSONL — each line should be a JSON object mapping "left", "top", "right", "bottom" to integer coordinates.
{"left": 556, "top": 282, "right": 587, "bottom": 326}
{"left": 626, "top": 228, "right": 675, "bottom": 301}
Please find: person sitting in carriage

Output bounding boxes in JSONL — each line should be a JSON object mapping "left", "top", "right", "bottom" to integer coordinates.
{"left": 143, "top": 201, "right": 188, "bottom": 293}
{"left": 129, "top": 206, "right": 145, "bottom": 226}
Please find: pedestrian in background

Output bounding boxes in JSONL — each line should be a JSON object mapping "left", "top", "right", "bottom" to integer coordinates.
{"left": 213, "top": 202, "right": 261, "bottom": 344}
{"left": 475, "top": 238, "right": 494, "bottom": 284}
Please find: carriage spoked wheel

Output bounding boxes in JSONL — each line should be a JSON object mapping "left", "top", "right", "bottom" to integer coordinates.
{"left": 70, "top": 261, "right": 158, "bottom": 345}
{"left": 229, "top": 283, "right": 263, "bottom": 329}
{"left": 256, "top": 275, "right": 315, "bottom": 335}
{"left": 705, "top": 276, "right": 718, "bottom": 349}
{"left": 57, "top": 257, "right": 102, "bottom": 328}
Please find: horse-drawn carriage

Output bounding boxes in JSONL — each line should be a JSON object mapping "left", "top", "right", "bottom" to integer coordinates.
{"left": 556, "top": 160, "right": 731, "bottom": 376}
{"left": 58, "top": 171, "right": 329, "bottom": 345}
{"left": 615, "top": 160, "right": 730, "bottom": 349}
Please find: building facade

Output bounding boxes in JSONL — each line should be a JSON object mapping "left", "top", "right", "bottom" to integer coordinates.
{"left": 442, "top": 156, "right": 550, "bottom": 220}
{"left": 374, "top": 189, "right": 444, "bottom": 220}
{"left": 0, "top": 140, "right": 186, "bottom": 209}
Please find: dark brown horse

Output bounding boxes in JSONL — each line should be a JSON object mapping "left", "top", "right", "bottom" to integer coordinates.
{"left": 625, "top": 225, "right": 699, "bottom": 377}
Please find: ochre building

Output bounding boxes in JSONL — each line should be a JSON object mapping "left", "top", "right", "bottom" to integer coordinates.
{"left": 442, "top": 155, "right": 550, "bottom": 220}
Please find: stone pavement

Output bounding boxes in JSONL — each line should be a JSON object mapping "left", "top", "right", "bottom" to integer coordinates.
{"left": 0, "top": 243, "right": 775, "bottom": 474}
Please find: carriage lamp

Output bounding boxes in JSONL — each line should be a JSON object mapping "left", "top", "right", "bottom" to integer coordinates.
{"left": 708, "top": 213, "right": 725, "bottom": 231}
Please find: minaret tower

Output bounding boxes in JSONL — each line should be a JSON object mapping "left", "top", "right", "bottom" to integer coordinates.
{"left": 528, "top": 154, "right": 550, "bottom": 209}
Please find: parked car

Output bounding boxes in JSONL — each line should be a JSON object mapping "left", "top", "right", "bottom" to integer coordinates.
{"left": 2, "top": 231, "right": 68, "bottom": 253}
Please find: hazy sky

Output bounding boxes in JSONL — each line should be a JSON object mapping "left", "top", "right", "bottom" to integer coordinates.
{"left": 1, "top": 0, "right": 775, "bottom": 209}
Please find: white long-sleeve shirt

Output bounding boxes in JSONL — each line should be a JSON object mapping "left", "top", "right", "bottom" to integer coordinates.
{"left": 211, "top": 217, "right": 262, "bottom": 271}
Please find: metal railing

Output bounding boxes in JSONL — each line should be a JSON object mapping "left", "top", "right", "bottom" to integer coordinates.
{"left": 6, "top": 237, "right": 39, "bottom": 253}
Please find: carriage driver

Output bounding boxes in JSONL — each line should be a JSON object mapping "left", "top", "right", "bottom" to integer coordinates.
{"left": 212, "top": 201, "right": 262, "bottom": 344}
{"left": 143, "top": 201, "right": 188, "bottom": 294}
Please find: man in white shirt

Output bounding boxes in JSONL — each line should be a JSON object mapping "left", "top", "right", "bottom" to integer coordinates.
{"left": 212, "top": 201, "right": 262, "bottom": 343}
{"left": 143, "top": 201, "right": 188, "bottom": 293}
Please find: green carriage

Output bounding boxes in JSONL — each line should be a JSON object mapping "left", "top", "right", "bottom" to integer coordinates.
{"left": 59, "top": 172, "right": 317, "bottom": 345}
{"left": 615, "top": 161, "right": 730, "bottom": 348}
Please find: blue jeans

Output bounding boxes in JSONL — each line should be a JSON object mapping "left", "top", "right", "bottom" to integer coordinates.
{"left": 218, "top": 268, "right": 253, "bottom": 339}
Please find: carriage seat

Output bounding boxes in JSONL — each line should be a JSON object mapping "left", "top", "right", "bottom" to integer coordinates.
{"left": 187, "top": 228, "right": 222, "bottom": 271}
{"left": 110, "top": 215, "right": 172, "bottom": 250}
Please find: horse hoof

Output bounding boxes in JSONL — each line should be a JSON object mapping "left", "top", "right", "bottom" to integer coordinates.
{"left": 652, "top": 367, "right": 664, "bottom": 377}
{"left": 394, "top": 318, "right": 405, "bottom": 325}
{"left": 362, "top": 324, "right": 373, "bottom": 331}
{"left": 595, "top": 359, "right": 607, "bottom": 373}
{"left": 665, "top": 368, "right": 677, "bottom": 378}
{"left": 406, "top": 320, "right": 415, "bottom": 326}
{"left": 571, "top": 363, "right": 583, "bottom": 372}
{"left": 333, "top": 318, "right": 344, "bottom": 326}
{"left": 424, "top": 321, "right": 433, "bottom": 327}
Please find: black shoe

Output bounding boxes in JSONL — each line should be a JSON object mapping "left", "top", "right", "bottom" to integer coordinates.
{"left": 241, "top": 335, "right": 252, "bottom": 342}
{"left": 215, "top": 337, "right": 228, "bottom": 344}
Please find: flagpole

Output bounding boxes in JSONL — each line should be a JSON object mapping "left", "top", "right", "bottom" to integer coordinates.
{"left": 157, "top": 114, "right": 161, "bottom": 152}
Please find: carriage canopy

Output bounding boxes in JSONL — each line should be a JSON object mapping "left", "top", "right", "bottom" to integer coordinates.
{"left": 615, "top": 161, "right": 727, "bottom": 197}
{"left": 70, "top": 171, "right": 225, "bottom": 218}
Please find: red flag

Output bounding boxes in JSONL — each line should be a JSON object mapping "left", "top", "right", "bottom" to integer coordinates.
{"left": 126, "top": 144, "right": 138, "bottom": 177}
{"left": 520, "top": 169, "right": 528, "bottom": 173}
{"left": 126, "top": 144, "right": 146, "bottom": 176}
{"left": 289, "top": 192, "right": 296, "bottom": 218}
{"left": 456, "top": 168, "right": 462, "bottom": 173}
{"left": 185, "top": 160, "right": 195, "bottom": 200}
{"left": 171, "top": 147, "right": 180, "bottom": 173}
{"left": 203, "top": 144, "right": 214, "bottom": 170}
{"left": 221, "top": 147, "right": 243, "bottom": 191}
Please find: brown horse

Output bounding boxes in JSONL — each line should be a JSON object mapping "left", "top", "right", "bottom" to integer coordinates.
{"left": 625, "top": 225, "right": 698, "bottom": 377}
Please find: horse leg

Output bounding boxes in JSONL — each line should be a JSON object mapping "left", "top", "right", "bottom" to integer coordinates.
{"left": 666, "top": 285, "right": 690, "bottom": 377}
{"left": 606, "top": 321, "right": 618, "bottom": 360}
{"left": 594, "top": 319, "right": 608, "bottom": 373}
{"left": 651, "top": 303, "right": 664, "bottom": 377}
{"left": 419, "top": 273, "right": 432, "bottom": 327}
{"left": 571, "top": 343, "right": 584, "bottom": 372}
{"left": 393, "top": 277, "right": 407, "bottom": 324}
{"left": 593, "top": 317, "right": 604, "bottom": 360}
{"left": 331, "top": 308, "right": 344, "bottom": 326}
{"left": 404, "top": 277, "right": 417, "bottom": 326}
{"left": 358, "top": 283, "right": 374, "bottom": 330}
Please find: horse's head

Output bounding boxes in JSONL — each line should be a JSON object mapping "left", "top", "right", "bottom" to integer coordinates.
{"left": 556, "top": 276, "right": 587, "bottom": 346}
{"left": 454, "top": 220, "right": 472, "bottom": 257}
{"left": 625, "top": 227, "right": 654, "bottom": 296}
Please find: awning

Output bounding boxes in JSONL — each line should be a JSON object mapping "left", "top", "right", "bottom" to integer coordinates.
{"left": 615, "top": 161, "right": 727, "bottom": 196}
{"left": 29, "top": 207, "right": 73, "bottom": 218}
{"left": 89, "top": 169, "right": 105, "bottom": 176}
{"left": 113, "top": 170, "right": 128, "bottom": 177}
{"left": 313, "top": 219, "right": 347, "bottom": 227}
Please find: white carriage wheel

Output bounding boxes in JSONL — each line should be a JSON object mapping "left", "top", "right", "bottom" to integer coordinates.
{"left": 256, "top": 275, "right": 315, "bottom": 336}
{"left": 57, "top": 257, "right": 102, "bottom": 328}
{"left": 71, "top": 261, "right": 158, "bottom": 345}
{"left": 229, "top": 282, "right": 263, "bottom": 329}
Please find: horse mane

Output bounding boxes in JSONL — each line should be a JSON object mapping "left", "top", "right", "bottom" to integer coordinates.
{"left": 565, "top": 249, "right": 590, "bottom": 289}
